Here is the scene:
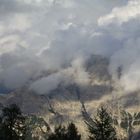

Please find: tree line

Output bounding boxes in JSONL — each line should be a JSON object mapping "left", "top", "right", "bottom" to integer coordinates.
{"left": 0, "top": 104, "right": 139, "bottom": 140}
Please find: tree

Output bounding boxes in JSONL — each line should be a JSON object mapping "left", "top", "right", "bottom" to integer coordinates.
{"left": 114, "top": 110, "right": 140, "bottom": 140}
{"left": 66, "top": 122, "right": 81, "bottom": 140}
{"left": 47, "top": 123, "right": 81, "bottom": 140}
{"left": 0, "top": 104, "right": 26, "bottom": 140}
{"left": 25, "top": 115, "right": 51, "bottom": 140}
{"left": 84, "top": 106, "right": 117, "bottom": 140}
{"left": 47, "top": 125, "right": 67, "bottom": 140}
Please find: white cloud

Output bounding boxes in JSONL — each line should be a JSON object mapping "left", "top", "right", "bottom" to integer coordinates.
{"left": 98, "top": 0, "right": 140, "bottom": 26}
{"left": 1, "top": 0, "right": 140, "bottom": 95}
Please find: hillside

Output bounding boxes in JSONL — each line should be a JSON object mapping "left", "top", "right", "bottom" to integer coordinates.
{"left": 0, "top": 55, "right": 139, "bottom": 139}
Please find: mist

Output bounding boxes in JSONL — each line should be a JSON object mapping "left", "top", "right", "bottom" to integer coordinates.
{"left": 0, "top": 0, "right": 140, "bottom": 94}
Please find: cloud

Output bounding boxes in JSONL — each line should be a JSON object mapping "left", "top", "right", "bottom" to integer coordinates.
{"left": 99, "top": 0, "right": 140, "bottom": 93}
{"left": 98, "top": 0, "right": 140, "bottom": 26}
{"left": 30, "top": 71, "right": 72, "bottom": 94}
{"left": 1, "top": 0, "right": 139, "bottom": 95}
{"left": 0, "top": 0, "right": 37, "bottom": 16}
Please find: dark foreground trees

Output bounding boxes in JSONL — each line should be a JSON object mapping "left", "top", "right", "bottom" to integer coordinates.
{"left": 47, "top": 125, "right": 67, "bottom": 140}
{"left": 0, "top": 104, "right": 81, "bottom": 140}
{"left": 25, "top": 115, "right": 51, "bottom": 140}
{"left": 0, "top": 104, "right": 26, "bottom": 140}
{"left": 2, "top": 103, "right": 139, "bottom": 140}
{"left": 67, "top": 122, "right": 81, "bottom": 140}
{"left": 47, "top": 123, "right": 81, "bottom": 140}
{"left": 83, "top": 106, "right": 117, "bottom": 140}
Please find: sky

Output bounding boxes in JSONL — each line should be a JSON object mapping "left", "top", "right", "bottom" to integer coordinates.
{"left": 1, "top": 0, "right": 140, "bottom": 94}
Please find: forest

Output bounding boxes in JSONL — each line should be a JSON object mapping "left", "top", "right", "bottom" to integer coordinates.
{"left": 0, "top": 104, "right": 139, "bottom": 140}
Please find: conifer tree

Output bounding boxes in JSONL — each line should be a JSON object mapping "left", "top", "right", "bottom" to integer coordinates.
{"left": 47, "top": 123, "right": 81, "bottom": 140}
{"left": 66, "top": 122, "right": 81, "bottom": 140}
{"left": 47, "top": 125, "right": 67, "bottom": 140}
{"left": 0, "top": 104, "right": 26, "bottom": 140}
{"left": 84, "top": 106, "right": 117, "bottom": 140}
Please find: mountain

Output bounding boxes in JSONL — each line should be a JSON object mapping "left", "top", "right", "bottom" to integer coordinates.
{"left": 0, "top": 54, "right": 139, "bottom": 139}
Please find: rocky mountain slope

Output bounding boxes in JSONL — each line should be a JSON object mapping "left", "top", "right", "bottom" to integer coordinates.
{"left": 0, "top": 54, "right": 139, "bottom": 138}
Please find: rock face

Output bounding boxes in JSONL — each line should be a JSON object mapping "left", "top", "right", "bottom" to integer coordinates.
{"left": 0, "top": 55, "right": 139, "bottom": 139}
